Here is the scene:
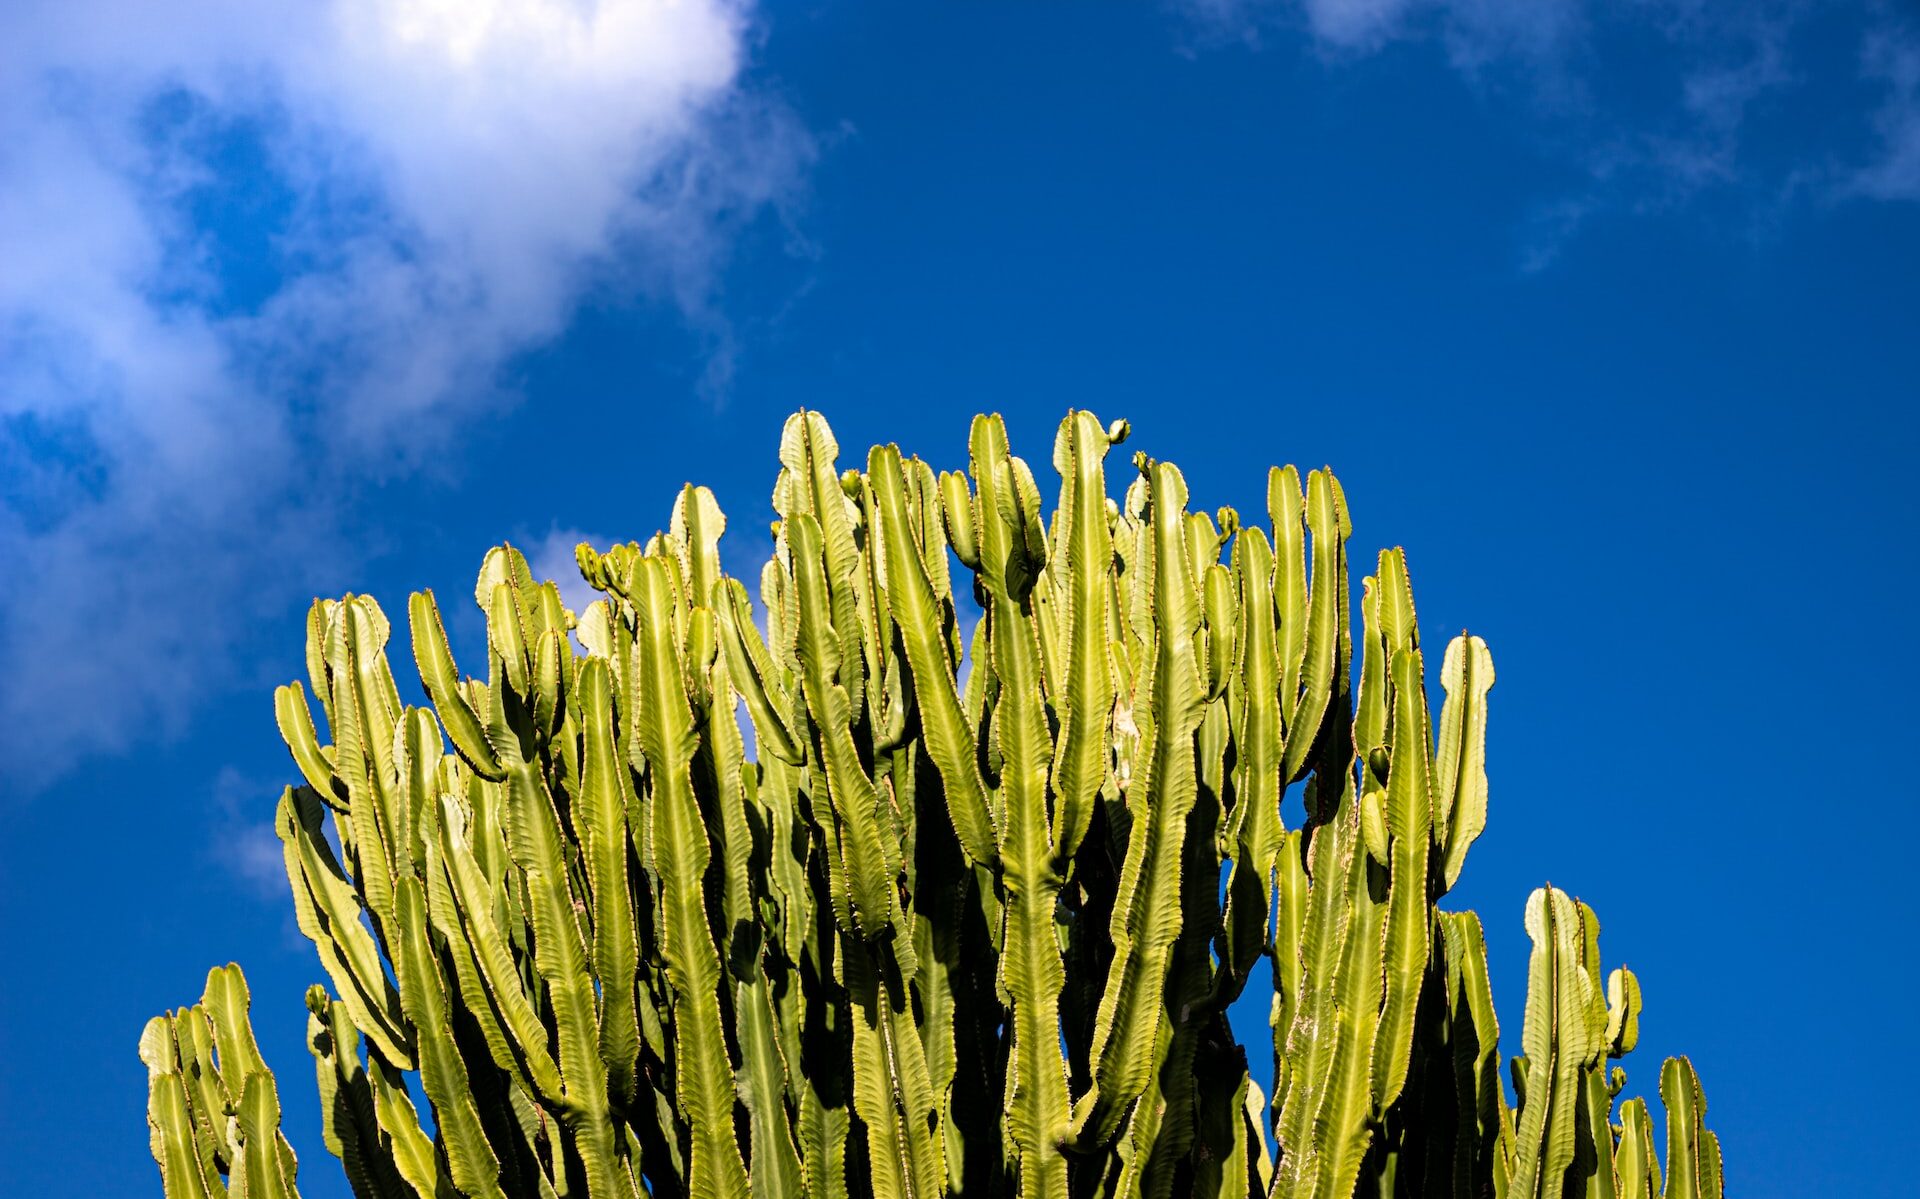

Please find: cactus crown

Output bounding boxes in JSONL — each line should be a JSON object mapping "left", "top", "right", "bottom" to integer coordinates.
{"left": 142, "top": 410, "right": 1721, "bottom": 1199}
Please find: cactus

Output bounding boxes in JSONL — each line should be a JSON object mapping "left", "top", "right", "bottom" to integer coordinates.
{"left": 144, "top": 410, "right": 1723, "bottom": 1199}
{"left": 141, "top": 966, "right": 302, "bottom": 1199}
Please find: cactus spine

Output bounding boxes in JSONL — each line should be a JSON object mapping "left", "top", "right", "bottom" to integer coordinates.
{"left": 145, "top": 410, "right": 1723, "bottom": 1199}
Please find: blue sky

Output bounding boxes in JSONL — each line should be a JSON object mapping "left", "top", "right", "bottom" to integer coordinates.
{"left": 2, "top": 1, "right": 1916, "bottom": 1195}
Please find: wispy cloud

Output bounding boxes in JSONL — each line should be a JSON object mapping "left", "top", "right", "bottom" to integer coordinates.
{"left": 528, "top": 526, "right": 609, "bottom": 627}
{"left": 1303, "top": 0, "right": 1581, "bottom": 65}
{"left": 206, "top": 765, "right": 288, "bottom": 897}
{"left": 1172, "top": 0, "right": 1917, "bottom": 264}
{"left": 0, "top": 1, "right": 812, "bottom": 787}
{"left": 1855, "top": 19, "right": 1920, "bottom": 199}
{"left": 1178, "top": 0, "right": 1580, "bottom": 63}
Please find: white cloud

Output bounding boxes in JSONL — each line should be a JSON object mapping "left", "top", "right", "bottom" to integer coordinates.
{"left": 0, "top": 0, "right": 811, "bottom": 786}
